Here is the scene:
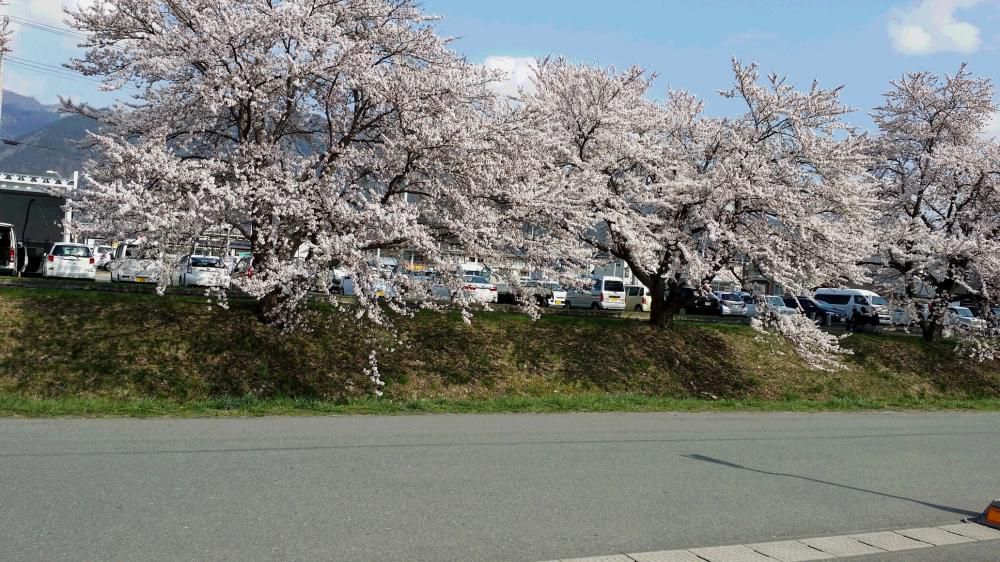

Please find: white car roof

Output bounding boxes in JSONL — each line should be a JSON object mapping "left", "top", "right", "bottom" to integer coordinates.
{"left": 815, "top": 288, "right": 883, "bottom": 297}
{"left": 52, "top": 242, "right": 90, "bottom": 247}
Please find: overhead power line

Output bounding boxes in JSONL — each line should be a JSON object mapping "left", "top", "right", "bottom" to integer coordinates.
{"left": 0, "top": 138, "right": 89, "bottom": 161}
{"left": 5, "top": 58, "right": 104, "bottom": 85}
{"left": 6, "top": 15, "right": 87, "bottom": 39}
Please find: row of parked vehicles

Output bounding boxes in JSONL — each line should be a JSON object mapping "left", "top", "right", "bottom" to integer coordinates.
{"left": 0, "top": 236, "right": 236, "bottom": 289}
{"left": 4, "top": 232, "right": 993, "bottom": 331}
{"left": 555, "top": 276, "right": 993, "bottom": 331}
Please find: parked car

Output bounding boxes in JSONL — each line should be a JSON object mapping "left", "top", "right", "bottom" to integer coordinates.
{"left": 521, "top": 278, "right": 567, "bottom": 307}
{"left": 93, "top": 245, "right": 114, "bottom": 270}
{"left": 783, "top": 296, "right": 845, "bottom": 325}
{"left": 565, "top": 276, "right": 626, "bottom": 310}
{"left": 0, "top": 222, "right": 21, "bottom": 276}
{"left": 110, "top": 240, "right": 161, "bottom": 283}
{"left": 42, "top": 242, "right": 96, "bottom": 280}
{"left": 626, "top": 285, "right": 653, "bottom": 312}
{"left": 174, "top": 254, "right": 231, "bottom": 288}
{"left": 715, "top": 291, "right": 748, "bottom": 316}
{"left": 677, "top": 287, "right": 728, "bottom": 316}
{"left": 948, "top": 306, "right": 987, "bottom": 333}
{"left": 814, "top": 288, "right": 890, "bottom": 325}
{"left": 232, "top": 256, "right": 254, "bottom": 281}
{"left": 453, "top": 275, "right": 498, "bottom": 303}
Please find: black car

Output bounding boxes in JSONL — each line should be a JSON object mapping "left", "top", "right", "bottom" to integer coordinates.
{"left": 676, "top": 287, "right": 726, "bottom": 316}
{"left": 783, "top": 296, "right": 845, "bottom": 325}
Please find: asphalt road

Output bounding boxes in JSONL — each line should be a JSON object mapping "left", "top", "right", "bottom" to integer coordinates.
{"left": 1, "top": 413, "right": 998, "bottom": 562}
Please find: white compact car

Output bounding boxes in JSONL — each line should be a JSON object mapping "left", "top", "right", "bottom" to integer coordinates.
{"left": 459, "top": 275, "right": 499, "bottom": 303}
{"left": 42, "top": 243, "right": 97, "bottom": 280}
{"left": 94, "top": 245, "right": 114, "bottom": 270}
{"left": 174, "top": 255, "right": 231, "bottom": 288}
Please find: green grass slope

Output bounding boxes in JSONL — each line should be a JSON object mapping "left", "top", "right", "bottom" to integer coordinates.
{"left": 1, "top": 288, "right": 999, "bottom": 414}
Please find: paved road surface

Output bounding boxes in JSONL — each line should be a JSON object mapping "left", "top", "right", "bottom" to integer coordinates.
{"left": 1, "top": 412, "right": 997, "bottom": 561}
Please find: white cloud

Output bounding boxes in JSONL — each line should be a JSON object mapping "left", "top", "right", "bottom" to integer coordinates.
{"left": 483, "top": 56, "right": 537, "bottom": 99}
{"left": 4, "top": 70, "right": 50, "bottom": 102}
{"left": 980, "top": 112, "right": 1000, "bottom": 140}
{"left": 888, "top": 0, "right": 983, "bottom": 55}
{"left": 9, "top": 0, "right": 66, "bottom": 26}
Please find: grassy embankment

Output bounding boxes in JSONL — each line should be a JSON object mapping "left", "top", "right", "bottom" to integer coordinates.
{"left": 1, "top": 287, "right": 999, "bottom": 416}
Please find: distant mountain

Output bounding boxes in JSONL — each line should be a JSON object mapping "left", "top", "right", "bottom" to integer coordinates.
{"left": 1, "top": 90, "right": 62, "bottom": 140}
{"left": 0, "top": 114, "right": 99, "bottom": 177}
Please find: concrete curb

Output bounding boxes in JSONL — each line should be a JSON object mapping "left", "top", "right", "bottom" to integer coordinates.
{"left": 546, "top": 521, "right": 1000, "bottom": 562}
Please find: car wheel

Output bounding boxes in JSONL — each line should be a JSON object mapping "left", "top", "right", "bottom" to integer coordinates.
{"left": 679, "top": 307, "right": 687, "bottom": 315}
{"left": 590, "top": 302, "right": 600, "bottom": 310}
{"left": 634, "top": 305, "right": 642, "bottom": 312}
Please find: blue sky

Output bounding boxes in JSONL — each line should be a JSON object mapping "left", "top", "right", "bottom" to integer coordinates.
{"left": 6, "top": 0, "right": 1000, "bottom": 133}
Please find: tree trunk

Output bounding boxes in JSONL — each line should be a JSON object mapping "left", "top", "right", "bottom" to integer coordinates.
{"left": 920, "top": 319, "right": 943, "bottom": 342}
{"left": 648, "top": 275, "right": 670, "bottom": 328}
{"left": 252, "top": 243, "right": 292, "bottom": 327}
{"left": 257, "top": 286, "right": 284, "bottom": 324}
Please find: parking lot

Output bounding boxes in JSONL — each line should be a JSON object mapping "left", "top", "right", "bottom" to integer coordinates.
{"left": 3, "top": 270, "right": 938, "bottom": 340}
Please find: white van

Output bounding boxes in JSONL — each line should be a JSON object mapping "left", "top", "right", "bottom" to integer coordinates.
{"left": 565, "top": 276, "right": 627, "bottom": 310}
{"left": 814, "top": 288, "right": 891, "bottom": 324}
{"left": 0, "top": 222, "right": 21, "bottom": 276}
{"left": 110, "top": 241, "right": 162, "bottom": 283}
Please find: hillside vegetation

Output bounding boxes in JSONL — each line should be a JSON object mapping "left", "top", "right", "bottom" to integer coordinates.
{"left": 2, "top": 288, "right": 999, "bottom": 410}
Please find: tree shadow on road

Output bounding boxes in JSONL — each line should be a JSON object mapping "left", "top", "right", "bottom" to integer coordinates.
{"left": 681, "top": 453, "right": 978, "bottom": 517}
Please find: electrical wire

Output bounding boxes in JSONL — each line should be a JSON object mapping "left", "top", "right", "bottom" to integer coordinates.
{"left": 6, "top": 15, "right": 87, "bottom": 39}
{"left": 5, "top": 59, "right": 104, "bottom": 85}
{"left": 0, "top": 138, "right": 89, "bottom": 161}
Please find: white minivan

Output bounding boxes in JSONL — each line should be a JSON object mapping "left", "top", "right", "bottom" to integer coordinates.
{"left": 814, "top": 288, "right": 891, "bottom": 324}
{"left": 565, "top": 276, "right": 627, "bottom": 310}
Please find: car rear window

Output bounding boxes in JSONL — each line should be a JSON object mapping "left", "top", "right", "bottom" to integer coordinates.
{"left": 720, "top": 293, "right": 742, "bottom": 301}
{"left": 190, "top": 256, "right": 225, "bottom": 268}
{"left": 603, "top": 280, "right": 625, "bottom": 292}
{"left": 52, "top": 245, "right": 91, "bottom": 257}
{"left": 465, "top": 276, "right": 489, "bottom": 284}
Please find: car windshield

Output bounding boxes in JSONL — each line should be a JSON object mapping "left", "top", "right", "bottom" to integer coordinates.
{"left": 603, "top": 280, "right": 625, "bottom": 292}
{"left": 52, "top": 245, "right": 91, "bottom": 257}
{"left": 123, "top": 245, "right": 156, "bottom": 259}
{"left": 720, "top": 293, "right": 742, "bottom": 302}
{"left": 952, "top": 307, "right": 974, "bottom": 318}
{"left": 190, "top": 256, "right": 225, "bottom": 268}
{"left": 465, "top": 276, "right": 488, "bottom": 284}
{"left": 870, "top": 296, "right": 888, "bottom": 306}
{"left": 544, "top": 282, "right": 563, "bottom": 290}
{"left": 97, "top": 246, "right": 112, "bottom": 253}
{"left": 767, "top": 296, "right": 785, "bottom": 306}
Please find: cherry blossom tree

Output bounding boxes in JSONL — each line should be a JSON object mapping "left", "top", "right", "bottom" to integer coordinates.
{"left": 870, "top": 66, "right": 1000, "bottom": 344}
{"left": 0, "top": 2, "right": 10, "bottom": 56}
{"left": 515, "top": 58, "right": 875, "bottom": 335}
{"left": 65, "top": 0, "right": 507, "bottom": 325}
